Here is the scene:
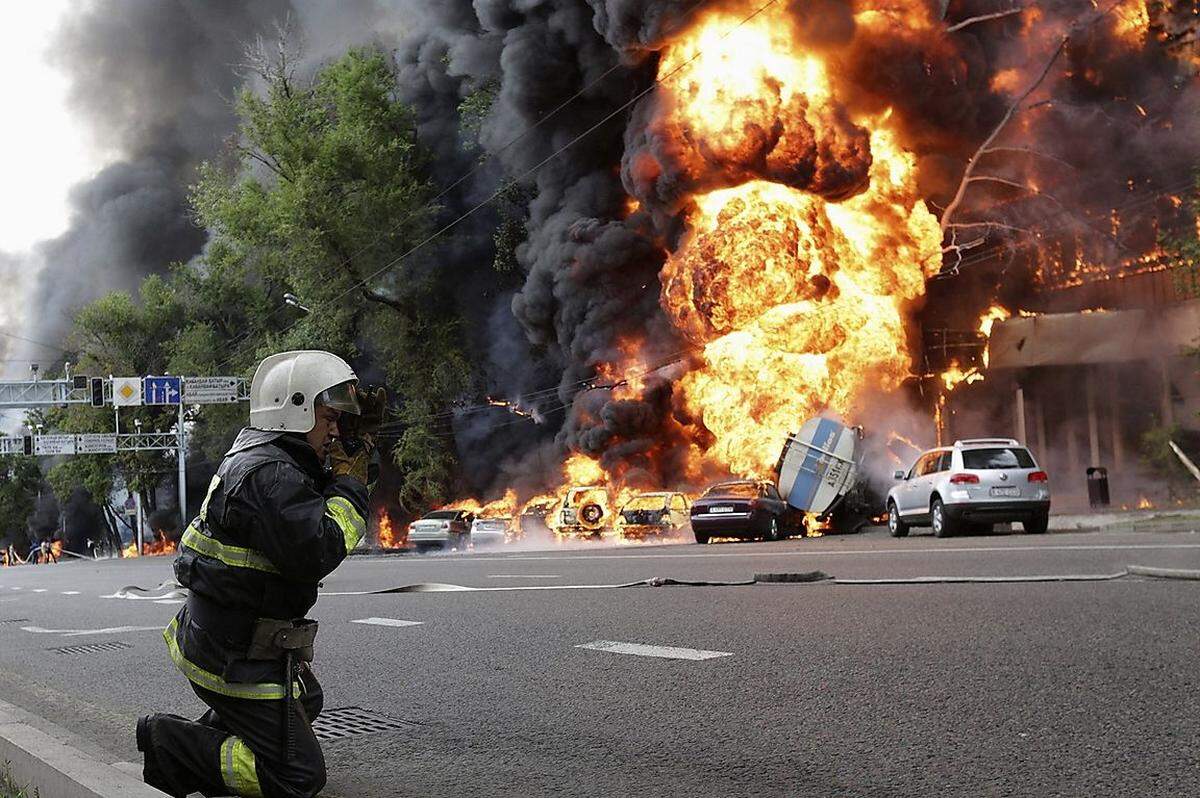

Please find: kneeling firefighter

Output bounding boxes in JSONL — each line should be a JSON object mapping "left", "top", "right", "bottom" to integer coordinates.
{"left": 138, "top": 350, "right": 385, "bottom": 797}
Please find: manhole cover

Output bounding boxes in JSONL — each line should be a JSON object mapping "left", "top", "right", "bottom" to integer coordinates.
{"left": 311, "top": 707, "right": 415, "bottom": 741}
{"left": 0, "top": 618, "right": 30, "bottom": 624}
{"left": 52, "top": 641, "right": 133, "bottom": 655}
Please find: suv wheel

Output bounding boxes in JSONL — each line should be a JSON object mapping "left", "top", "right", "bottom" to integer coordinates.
{"left": 931, "top": 498, "right": 956, "bottom": 538}
{"left": 694, "top": 530, "right": 710, "bottom": 545}
{"left": 764, "top": 517, "right": 783, "bottom": 542}
{"left": 1025, "top": 511, "right": 1049, "bottom": 534}
{"left": 887, "top": 501, "right": 909, "bottom": 538}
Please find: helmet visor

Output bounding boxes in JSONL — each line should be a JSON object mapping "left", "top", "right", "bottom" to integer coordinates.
{"left": 315, "top": 381, "right": 361, "bottom": 415}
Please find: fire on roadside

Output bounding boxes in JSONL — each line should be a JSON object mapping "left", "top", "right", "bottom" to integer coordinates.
{"left": 122, "top": 530, "right": 178, "bottom": 558}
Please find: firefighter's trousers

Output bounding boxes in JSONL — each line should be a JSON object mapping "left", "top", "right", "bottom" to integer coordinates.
{"left": 141, "top": 664, "right": 325, "bottom": 798}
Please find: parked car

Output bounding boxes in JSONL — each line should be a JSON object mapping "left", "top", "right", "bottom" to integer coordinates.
{"left": 886, "top": 438, "right": 1051, "bottom": 538}
{"left": 689, "top": 480, "right": 803, "bottom": 544}
{"left": 408, "top": 509, "right": 475, "bottom": 551}
{"left": 553, "top": 486, "right": 610, "bottom": 538}
{"left": 616, "top": 492, "right": 691, "bottom": 539}
{"left": 470, "top": 516, "right": 513, "bottom": 547}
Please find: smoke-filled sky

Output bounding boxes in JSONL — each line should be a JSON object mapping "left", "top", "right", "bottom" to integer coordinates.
{"left": 0, "top": 0, "right": 1195, "bottom": 494}
{"left": 0, "top": 3, "right": 105, "bottom": 252}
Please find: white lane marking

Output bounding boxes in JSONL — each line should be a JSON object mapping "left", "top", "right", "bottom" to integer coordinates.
{"left": 20, "top": 625, "right": 163, "bottom": 637}
{"left": 31, "top": 589, "right": 46, "bottom": 593}
{"left": 576, "top": 640, "right": 733, "bottom": 661}
{"left": 9, "top": 587, "right": 21, "bottom": 590}
{"left": 153, "top": 599, "right": 186, "bottom": 605}
{"left": 466, "top": 543, "right": 1200, "bottom": 563}
{"left": 61, "top": 591, "right": 80, "bottom": 595}
{"left": 486, "top": 574, "right": 561, "bottom": 579}
{"left": 350, "top": 617, "right": 423, "bottom": 628}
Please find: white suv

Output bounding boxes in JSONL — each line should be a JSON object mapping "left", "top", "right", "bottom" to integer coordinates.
{"left": 886, "top": 439, "right": 1050, "bottom": 537}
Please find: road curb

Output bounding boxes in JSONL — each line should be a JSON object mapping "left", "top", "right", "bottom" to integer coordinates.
{"left": 0, "top": 698, "right": 165, "bottom": 798}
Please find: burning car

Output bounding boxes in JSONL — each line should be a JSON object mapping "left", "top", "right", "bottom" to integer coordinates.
{"left": 469, "top": 516, "right": 514, "bottom": 547}
{"left": 408, "top": 509, "right": 475, "bottom": 551}
{"left": 690, "top": 480, "right": 804, "bottom": 544}
{"left": 615, "top": 492, "right": 691, "bottom": 539}
{"left": 553, "top": 486, "right": 610, "bottom": 538}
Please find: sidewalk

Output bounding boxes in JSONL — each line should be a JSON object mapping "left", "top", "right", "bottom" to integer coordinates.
{"left": 1050, "top": 506, "right": 1200, "bottom": 534}
{"left": 0, "top": 698, "right": 163, "bottom": 798}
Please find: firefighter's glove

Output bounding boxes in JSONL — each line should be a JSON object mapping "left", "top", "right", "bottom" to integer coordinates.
{"left": 329, "top": 438, "right": 372, "bottom": 484}
{"left": 355, "top": 386, "right": 387, "bottom": 437}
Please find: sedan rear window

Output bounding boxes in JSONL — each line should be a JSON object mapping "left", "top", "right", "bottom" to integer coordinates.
{"left": 961, "top": 448, "right": 1035, "bottom": 469}
{"left": 703, "top": 483, "right": 758, "bottom": 499}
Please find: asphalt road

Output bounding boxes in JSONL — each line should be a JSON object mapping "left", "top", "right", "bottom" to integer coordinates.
{"left": 0, "top": 527, "right": 1197, "bottom": 797}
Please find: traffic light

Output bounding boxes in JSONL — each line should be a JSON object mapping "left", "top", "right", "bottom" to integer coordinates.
{"left": 90, "top": 377, "right": 105, "bottom": 407}
{"left": 22, "top": 436, "right": 32, "bottom": 456}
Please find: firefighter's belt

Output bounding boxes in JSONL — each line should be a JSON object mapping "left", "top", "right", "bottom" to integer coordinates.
{"left": 246, "top": 618, "right": 318, "bottom": 663}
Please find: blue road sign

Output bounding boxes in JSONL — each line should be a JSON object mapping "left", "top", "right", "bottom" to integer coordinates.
{"left": 143, "top": 375, "right": 182, "bottom": 405}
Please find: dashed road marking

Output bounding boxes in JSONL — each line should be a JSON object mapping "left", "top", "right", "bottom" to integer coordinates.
{"left": 575, "top": 640, "right": 733, "bottom": 661}
{"left": 31, "top": 589, "right": 46, "bottom": 593}
{"left": 350, "top": 617, "right": 423, "bottom": 628}
{"left": 20, "top": 625, "right": 163, "bottom": 637}
{"left": 153, "top": 599, "right": 185, "bottom": 605}
{"left": 61, "top": 591, "right": 80, "bottom": 595}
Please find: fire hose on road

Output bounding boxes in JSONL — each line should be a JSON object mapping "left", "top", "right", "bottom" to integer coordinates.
{"left": 100, "top": 566, "right": 1200, "bottom": 601}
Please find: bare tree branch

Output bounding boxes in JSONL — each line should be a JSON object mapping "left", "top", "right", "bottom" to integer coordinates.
{"left": 946, "top": 7, "right": 1024, "bottom": 33}
{"left": 947, "top": 221, "right": 1034, "bottom": 235}
{"left": 939, "top": 34, "right": 1069, "bottom": 232}
{"left": 980, "top": 146, "right": 1078, "bottom": 169}
{"left": 966, "top": 175, "right": 1032, "bottom": 192}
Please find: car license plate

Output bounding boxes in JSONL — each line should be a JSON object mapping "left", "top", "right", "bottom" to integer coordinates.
{"left": 709, "top": 506, "right": 734, "bottom": 514}
{"left": 991, "top": 487, "right": 1020, "bottom": 497}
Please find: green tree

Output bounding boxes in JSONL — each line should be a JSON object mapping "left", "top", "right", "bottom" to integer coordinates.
{"left": 189, "top": 46, "right": 474, "bottom": 507}
{"left": 0, "top": 455, "right": 45, "bottom": 554}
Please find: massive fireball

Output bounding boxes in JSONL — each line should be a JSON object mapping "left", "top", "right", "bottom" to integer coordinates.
{"left": 657, "top": 7, "right": 941, "bottom": 476}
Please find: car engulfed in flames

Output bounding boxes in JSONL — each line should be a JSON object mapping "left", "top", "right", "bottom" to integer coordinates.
{"left": 615, "top": 492, "right": 692, "bottom": 540}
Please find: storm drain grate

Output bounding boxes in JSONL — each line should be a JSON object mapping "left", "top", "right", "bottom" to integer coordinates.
{"left": 0, "top": 618, "right": 30, "bottom": 625}
{"left": 312, "top": 707, "right": 415, "bottom": 741}
{"left": 52, "top": 641, "right": 133, "bottom": 655}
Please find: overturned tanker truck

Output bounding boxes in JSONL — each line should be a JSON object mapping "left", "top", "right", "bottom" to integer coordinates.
{"left": 775, "top": 416, "right": 868, "bottom": 533}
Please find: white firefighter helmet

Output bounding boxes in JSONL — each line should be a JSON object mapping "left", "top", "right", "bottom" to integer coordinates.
{"left": 248, "top": 350, "right": 361, "bottom": 433}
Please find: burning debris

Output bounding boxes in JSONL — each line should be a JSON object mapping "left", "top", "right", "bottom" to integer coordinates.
{"left": 122, "top": 530, "right": 178, "bottom": 559}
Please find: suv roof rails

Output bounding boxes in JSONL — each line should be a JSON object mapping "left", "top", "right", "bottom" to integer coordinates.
{"left": 953, "top": 438, "right": 1020, "bottom": 447}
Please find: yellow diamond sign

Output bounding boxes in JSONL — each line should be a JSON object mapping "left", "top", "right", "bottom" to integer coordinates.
{"left": 112, "top": 377, "right": 143, "bottom": 407}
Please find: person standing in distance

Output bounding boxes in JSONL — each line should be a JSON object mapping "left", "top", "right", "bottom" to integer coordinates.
{"left": 137, "top": 350, "right": 385, "bottom": 797}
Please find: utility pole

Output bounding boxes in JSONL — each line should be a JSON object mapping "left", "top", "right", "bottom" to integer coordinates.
{"left": 177, "top": 401, "right": 187, "bottom": 531}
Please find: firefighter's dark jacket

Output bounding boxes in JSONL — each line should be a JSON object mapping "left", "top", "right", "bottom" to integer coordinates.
{"left": 165, "top": 427, "right": 367, "bottom": 698}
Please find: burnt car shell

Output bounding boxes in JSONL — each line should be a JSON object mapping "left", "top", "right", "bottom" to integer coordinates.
{"left": 617, "top": 492, "right": 690, "bottom": 538}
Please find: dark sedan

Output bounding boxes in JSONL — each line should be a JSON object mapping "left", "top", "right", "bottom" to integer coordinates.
{"left": 689, "top": 480, "right": 803, "bottom": 544}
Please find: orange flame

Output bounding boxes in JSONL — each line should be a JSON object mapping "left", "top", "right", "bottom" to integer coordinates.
{"left": 123, "top": 530, "right": 178, "bottom": 558}
{"left": 377, "top": 511, "right": 403, "bottom": 549}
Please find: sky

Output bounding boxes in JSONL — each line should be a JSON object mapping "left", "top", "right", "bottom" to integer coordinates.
{"left": 0, "top": 2, "right": 106, "bottom": 253}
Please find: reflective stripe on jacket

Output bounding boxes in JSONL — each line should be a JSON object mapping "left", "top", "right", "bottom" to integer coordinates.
{"left": 168, "top": 427, "right": 368, "bottom": 689}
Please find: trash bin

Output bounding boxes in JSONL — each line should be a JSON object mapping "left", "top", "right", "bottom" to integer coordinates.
{"left": 1087, "top": 466, "right": 1110, "bottom": 508}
